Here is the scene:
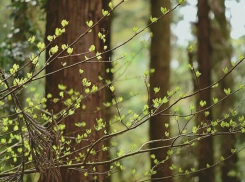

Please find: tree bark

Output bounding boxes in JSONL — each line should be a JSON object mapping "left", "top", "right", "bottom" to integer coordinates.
{"left": 45, "top": 1, "right": 110, "bottom": 182}
{"left": 210, "top": 0, "right": 239, "bottom": 181}
{"left": 196, "top": 0, "right": 214, "bottom": 182}
{"left": 149, "top": 0, "right": 172, "bottom": 181}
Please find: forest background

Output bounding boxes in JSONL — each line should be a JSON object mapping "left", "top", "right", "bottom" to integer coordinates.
{"left": 0, "top": 0, "right": 245, "bottom": 182}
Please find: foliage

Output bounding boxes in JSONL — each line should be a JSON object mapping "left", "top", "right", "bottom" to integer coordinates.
{"left": 0, "top": 0, "right": 245, "bottom": 181}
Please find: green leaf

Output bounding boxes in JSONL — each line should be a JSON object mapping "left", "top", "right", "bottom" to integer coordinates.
{"left": 28, "top": 36, "right": 35, "bottom": 43}
{"left": 86, "top": 20, "right": 93, "bottom": 27}
{"left": 212, "top": 97, "right": 218, "bottom": 104}
{"left": 188, "top": 64, "right": 193, "bottom": 70}
{"left": 102, "top": 9, "right": 109, "bottom": 16}
{"left": 59, "top": 91, "right": 64, "bottom": 98}
{"left": 188, "top": 45, "right": 193, "bottom": 53}
{"left": 192, "top": 126, "right": 198, "bottom": 134}
{"left": 162, "top": 96, "right": 168, "bottom": 103}
{"left": 153, "top": 87, "right": 160, "bottom": 93}
{"left": 67, "top": 47, "right": 73, "bottom": 54}
{"left": 195, "top": 71, "right": 201, "bottom": 77}
{"left": 89, "top": 45, "right": 96, "bottom": 52}
{"left": 55, "top": 28, "right": 65, "bottom": 36}
{"left": 150, "top": 16, "right": 157, "bottom": 23}
{"left": 199, "top": 100, "right": 206, "bottom": 107}
{"left": 179, "top": 0, "right": 186, "bottom": 4}
{"left": 75, "top": 122, "right": 86, "bottom": 127}
{"left": 133, "top": 26, "right": 139, "bottom": 33}
{"left": 220, "top": 156, "right": 225, "bottom": 161}
{"left": 189, "top": 105, "right": 195, "bottom": 111}
{"left": 79, "top": 69, "right": 84, "bottom": 74}
{"left": 205, "top": 111, "right": 210, "bottom": 117}
{"left": 117, "top": 149, "right": 124, "bottom": 157}
{"left": 150, "top": 154, "right": 155, "bottom": 159}
{"left": 191, "top": 168, "right": 196, "bottom": 172}
{"left": 50, "top": 45, "right": 59, "bottom": 55}
{"left": 61, "top": 19, "right": 69, "bottom": 27}
{"left": 110, "top": 85, "right": 115, "bottom": 92}
{"left": 223, "top": 67, "right": 228, "bottom": 74}
{"left": 212, "top": 83, "right": 219, "bottom": 88}
{"left": 239, "top": 54, "right": 244, "bottom": 60}
{"left": 14, "top": 125, "right": 19, "bottom": 131}
{"left": 160, "top": 7, "right": 169, "bottom": 14}
{"left": 47, "top": 35, "right": 53, "bottom": 42}
{"left": 58, "top": 84, "right": 67, "bottom": 90}
{"left": 132, "top": 169, "right": 136, "bottom": 175}
{"left": 169, "top": 164, "right": 176, "bottom": 170}
{"left": 224, "top": 88, "right": 231, "bottom": 95}
{"left": 37, "top": 42, "right": 45, "bottom": 51}
{"left": 167, "top": 149, "right": 173, "bottom": 156}
{"left": 238, "top": 84, "right": 244, "bottom": 90}
{"left": 179, "top": 168, "right": 183, "bottom": 173}
{"left": 61, "top": 44, "right": 68, "bottom": 50}
{"left": 109, "top": 2, "right": 113, "bottom": 10}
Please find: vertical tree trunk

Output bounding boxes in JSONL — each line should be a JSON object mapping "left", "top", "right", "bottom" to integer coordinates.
{"left": 197, "top": 0, "right": 214, "bottom": 182}
{"left": 211, "top": 0, "right": 239, "bottom": 181}
{"left": 101, "top": 1, "right": 112, "bottom": 182}
{"left": 45, "top": 1, "right": 110, "bottom": 182}
{"left": 149, "top": 1, "right": 172, "bottom": 181}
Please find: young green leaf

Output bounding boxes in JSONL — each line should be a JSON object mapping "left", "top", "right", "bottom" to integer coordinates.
{"left": 160, "top": 7, "right": 169, "bottom": 14}
{"left": 28, "top": 36, "right": 35, "bottom": 43}
{"left": 224, "top": 88, "right": 231, "bottom": 95}
{"left": 223, "top": 67, "right": 228, "bottom": 74}
{"left": 153, "top": 87, "right": 160, "bottom": 94}
{"left": 89, "top": 45, "right": 96, "bottom": 52}
{"left": 133, "top": 26, "right": 139, "bottom": 33}
{"left": 109, "top": 2, "right": 113, "bottom": 10}
{"left": 61, "top": 19, "right": 69, "bottom": 27}
{"left": 195, "top": 71, "right": 201, "bottom": 77}
{"left": 86, "top": 20, "right": 93, "bottom": 27}
{"left": 150, "top": 16, "right": 157, "bottom": 23}
{"left": 102, "top": 9, "right": 109, "bottom": 16}
{"left": 67, "top": 47, "right": 73, "bottom": 54}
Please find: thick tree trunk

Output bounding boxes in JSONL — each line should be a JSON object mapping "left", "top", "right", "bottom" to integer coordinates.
{"left": 149, "top": 1, "right": 172, "bottom": 181}
{"left": 45, "top": 1, "right": 110, "bottom": 182}
{"left": 197, "top": 1, "right": 214, "bottom": 182}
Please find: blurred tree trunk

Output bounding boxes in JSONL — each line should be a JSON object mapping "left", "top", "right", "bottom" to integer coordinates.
{"left": 210, "top": 0, "right": 239, "bottom": 181}
{"left": 149, "top": 0, "right": 172, "bottom": 181}
{"left": 44, "top": 1, "right": 110, "bottom": 182}
{"left": 102, "top": 1, "right": 113, "bottom": 182}
{"left": 196, "top": 1, "right": 214, "bottom": 182}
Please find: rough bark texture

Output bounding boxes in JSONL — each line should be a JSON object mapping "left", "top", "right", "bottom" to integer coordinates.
{"left": 149, "top": 0, "right": 172, "bottom": 181}
{"left": 211, "top": 0, "right": 239, "bottom": 181}
{"left": 197, "top": 1, "right": 214, "bottom": 182}
{"left": 45, "top": 1, "right": 110, "bottom": 182}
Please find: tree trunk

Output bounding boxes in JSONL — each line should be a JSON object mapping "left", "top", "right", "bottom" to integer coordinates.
{"left": 210, "top": 0, "right": 239, "bottom": 181}
{"left": 45, "top": 1, "right": 110, "bottom": 182}
{"left": 196, "top": 0, "right": 214, "bottom": 182}
{"left": 149, "top": 0, "right": 172, "bottom": 181}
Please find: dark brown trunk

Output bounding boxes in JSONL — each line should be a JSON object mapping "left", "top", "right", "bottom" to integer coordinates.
{"left": 210, "top": 0, "right": 238, "bottom": 182}
{"left": 45, "top": 1, "right": 110, "bottom": 182}
{"left": 197, "top": 0, "right": 214, "bottom": 182}
{"left": 149, "top": 0, "right": 172, "bottom": 181}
